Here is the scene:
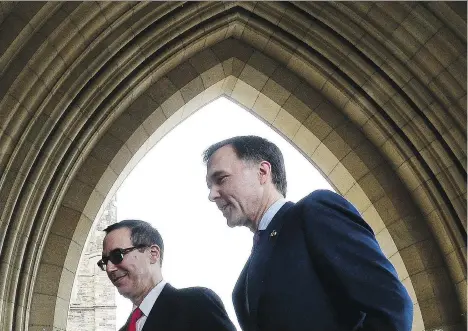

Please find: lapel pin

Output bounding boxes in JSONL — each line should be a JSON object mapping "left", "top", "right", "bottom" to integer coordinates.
{"left": 270, "top": 230, "right": 277, "bottom": 237}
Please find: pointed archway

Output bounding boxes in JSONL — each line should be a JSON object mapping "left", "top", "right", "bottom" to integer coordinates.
{"left": 0, "top": 3, "right": 465, "bottom": 331}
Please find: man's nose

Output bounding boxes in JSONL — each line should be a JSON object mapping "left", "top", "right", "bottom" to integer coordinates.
{"left": 208, "top": 186, "right": 219, "bottom": 202}
{"left": 106, "top": 260, "right": 118, "bottom": 273}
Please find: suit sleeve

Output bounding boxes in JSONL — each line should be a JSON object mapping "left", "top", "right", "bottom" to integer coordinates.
{"left": 189, "top": 287, "right": 236, "bottom": 331}
{"left": 301, "top": 190, "right": 413, "bottom": 331}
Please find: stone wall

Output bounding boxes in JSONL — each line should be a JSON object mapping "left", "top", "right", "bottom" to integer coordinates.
{"left": 67, "top": 198, "right": 118, "bottom": 331}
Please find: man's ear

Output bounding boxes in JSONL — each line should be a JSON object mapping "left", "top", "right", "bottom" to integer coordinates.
{"left": 149, "top": 245, "right": 161, "bottom": 264}
{"left": 258, "top": 160, "right": 272, "bottom": 184}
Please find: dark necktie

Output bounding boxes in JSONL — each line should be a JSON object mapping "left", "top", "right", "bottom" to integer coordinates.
{"left": 253, "top": 230, "right": 264, "bottom": 250}
{"left": 128, "top": 307, "right": 143, "bottom": 331}
{"left": 246, "top": 230, "right": 265, "bottom": 313}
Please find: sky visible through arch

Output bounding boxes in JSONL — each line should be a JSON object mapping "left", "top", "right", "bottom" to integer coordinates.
{"left": 115, "top": 97, "right": 334, "bottom": 330}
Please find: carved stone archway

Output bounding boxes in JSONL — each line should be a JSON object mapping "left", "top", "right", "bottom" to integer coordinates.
{"left": 0, "top": 2, "right": 465, "bottom": 331}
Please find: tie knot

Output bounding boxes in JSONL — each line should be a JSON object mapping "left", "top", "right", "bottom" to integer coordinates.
{"left": 253, "top": 230, "right": 264, "bottom": 246}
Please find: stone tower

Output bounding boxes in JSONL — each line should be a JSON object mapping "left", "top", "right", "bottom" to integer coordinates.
{"left": 67, "top": 197, "right": 118, "bottom": 331}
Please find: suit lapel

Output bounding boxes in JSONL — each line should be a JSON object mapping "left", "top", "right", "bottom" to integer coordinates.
{"left": 119, "top": 318, "right": 130, "bottom": 331}
{"left": 141, "top": 283, "right": 177, "bottom": 331}
{"left": 247, "top": 202, "right": 294, "bottom": 325}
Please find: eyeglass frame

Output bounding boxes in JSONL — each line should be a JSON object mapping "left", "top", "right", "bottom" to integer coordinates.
{"left": 97, "top": 244, "right": 148, "bottom": 271}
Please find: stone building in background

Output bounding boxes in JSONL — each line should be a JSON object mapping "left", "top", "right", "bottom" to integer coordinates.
{"left": 67, "top": 197, "right": 117, "bottom": 331}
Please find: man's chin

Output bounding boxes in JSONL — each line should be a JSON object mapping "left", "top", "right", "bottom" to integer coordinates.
{"left": 226, "top": 220, "right": 237, "bottom": 228}
{"left": 117, "top": 286, "right": 131, "bottom": 299}
{"left": 226, "top": 217, "right": 236, "bottom": 228}
{"left": 226, "top": 217, "right": 246, "bottom": 228}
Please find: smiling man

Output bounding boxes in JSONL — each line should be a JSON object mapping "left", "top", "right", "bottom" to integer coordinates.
{"left": 203, "top": 135, "right": 413, "bottom": 331}
{"left": 99, "top": 219, "right": 235, "bottom": 331}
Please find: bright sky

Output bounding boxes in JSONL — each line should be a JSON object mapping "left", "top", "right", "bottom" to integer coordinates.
{"left": 115, "top": 97, "right": 333, "bottom": 330}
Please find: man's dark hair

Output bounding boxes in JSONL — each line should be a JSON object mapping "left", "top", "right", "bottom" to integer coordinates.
{"left": 203, "top": 135, "right": 287, "bottom": 196}
{"left": 104, "top": 219, "right": 164, "bottom": 265}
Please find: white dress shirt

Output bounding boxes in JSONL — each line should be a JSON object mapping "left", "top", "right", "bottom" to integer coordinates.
{"left": 133, "top": 279, "right": 167, "bottom": 331}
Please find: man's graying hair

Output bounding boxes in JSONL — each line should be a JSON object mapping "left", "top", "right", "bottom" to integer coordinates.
{"left": 104, "top": 219, "right": 164, "bottom": 265}
{"left": 203, "top": 135, "right": 287, "bottom": 197}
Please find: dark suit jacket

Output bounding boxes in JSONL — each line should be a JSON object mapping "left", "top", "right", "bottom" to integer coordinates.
{"left": 120, "top": 283, "right": 236, "bottom": 331}
{"left": 233, "top": 190, "right": 413, "bottom": 331}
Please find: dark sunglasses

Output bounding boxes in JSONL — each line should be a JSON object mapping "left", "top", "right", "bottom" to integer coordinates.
{"left": 97, "top": 245, "right": 147, "bottom": 271}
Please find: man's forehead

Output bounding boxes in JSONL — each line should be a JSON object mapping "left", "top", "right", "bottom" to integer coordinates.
{"left": 206, "top": 146, "right": 235, "bottom": 169}
{"left": 208, "top": 145, "right": 238, "bottom": 164}
{"left": 103, "top": 228, "right": 131, "bottom": 247}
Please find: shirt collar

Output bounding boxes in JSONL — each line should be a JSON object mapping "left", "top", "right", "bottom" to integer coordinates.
{"left": 135, "top": 279, "right": 167, "bottom": 316}
{"left": 258, "top": 198, "right": 287, "bottom": 231}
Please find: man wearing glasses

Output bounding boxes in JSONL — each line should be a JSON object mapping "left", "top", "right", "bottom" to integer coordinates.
{"left": 99, "top": 219, "right": 236, "bottom": 331}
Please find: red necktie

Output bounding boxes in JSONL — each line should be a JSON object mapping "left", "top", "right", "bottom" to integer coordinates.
{"left": 128, "top": 307, "right": 143, "bottom": 331}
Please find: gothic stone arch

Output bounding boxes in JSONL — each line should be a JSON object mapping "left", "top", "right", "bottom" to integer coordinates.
{"left": 0, "top": 2, "right": 465, "bottom": 331}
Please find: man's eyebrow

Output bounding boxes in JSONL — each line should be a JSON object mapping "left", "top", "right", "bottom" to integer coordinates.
{"left": 211, "top": 170, "right": 225, "bottom": 178}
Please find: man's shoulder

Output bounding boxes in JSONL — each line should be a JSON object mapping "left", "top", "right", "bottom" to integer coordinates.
{"left": 174, "top": 286, "right": 221, "bottom": 302}
{"left": 172, "top": 286, "right": 227, "bottom": 312}
{"left": 174, "top": 287, "right": 235, "bottom": 329}
{"left": 274, "top": 190, "right": 337, "bottom": 217}
{"left": 298, "top": 189, "right": 360, "bottom": 213}
{"left": 303, "top": 189, "right": 339, "bottom": 201}
{"left": 176, "top": 286, "right": 207, "bottom": 293}
{"left": 293, "top": 189, "right": 340, "bottom": 207}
